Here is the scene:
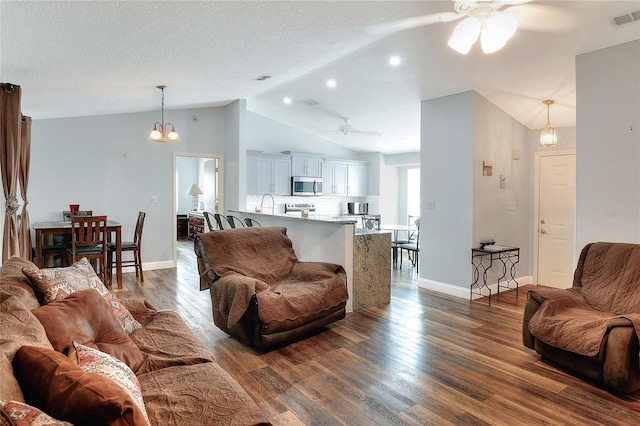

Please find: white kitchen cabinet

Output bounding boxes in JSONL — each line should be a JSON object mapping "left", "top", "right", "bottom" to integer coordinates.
{"left": 290, "top": 154, "right": 323, "bottom": 177}
{"left": 247, "top": 151, "right": 291, "bottom": 195}
{"left": 347, "top": 163, "right": 368, "bottom": 196}
{"left": 322, "top": 161, "right": 348, "bottom": 196}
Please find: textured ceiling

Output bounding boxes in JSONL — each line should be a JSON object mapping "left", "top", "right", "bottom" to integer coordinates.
{"left": 2, "top": 1, "right": 639, "bottom": 154}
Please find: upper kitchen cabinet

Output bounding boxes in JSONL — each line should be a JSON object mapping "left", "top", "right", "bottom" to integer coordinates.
{"left": 322, "top": 161, "right": 348, "bottom": 196}
{"left": 286, "top": 152, "right": 323, "bottom": 177}
{"left": 247, "top": 151, "right": 291, "bottom": 195}
{"left": 347, "top": 162, "right": 368, "bottom": 196}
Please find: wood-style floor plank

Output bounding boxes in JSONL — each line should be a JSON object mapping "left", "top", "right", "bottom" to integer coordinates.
{"left": 112, "top": 240, "right": 640, "bottom": 425}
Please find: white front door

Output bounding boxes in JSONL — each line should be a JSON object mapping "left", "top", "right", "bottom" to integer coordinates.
{"left": 536, "top": 153, "right": 576, "bottom": 288}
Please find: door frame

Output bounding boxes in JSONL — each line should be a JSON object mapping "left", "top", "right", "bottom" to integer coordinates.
{"left": 532, "top": 149, "right": 576, "bottom": 285}
{"left": 172, "top": 152, "right": 224, "bottom": 267}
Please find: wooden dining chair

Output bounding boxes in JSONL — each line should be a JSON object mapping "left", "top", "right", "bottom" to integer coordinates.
{"left": 108, "top": 211, "right": 145, "bottom": 285}
{"left": 66, "top": 215, "right": 108, "bottom": 282}
{"left": 226, "top": 215, "right": 246, "bottom": 229}
{"left": 244, "top": 217, "right": 262, "bottom": 227}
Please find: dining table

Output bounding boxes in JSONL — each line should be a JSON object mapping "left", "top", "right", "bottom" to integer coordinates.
{"left": 31, "top": 220, "right": 123, "bottom": 289}
{"left": 379, "top": 224, "right": 413, "bottom": 266}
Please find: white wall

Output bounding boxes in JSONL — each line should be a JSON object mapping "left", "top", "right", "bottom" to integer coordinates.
{"left": 472, "top": 92, "right": 531, "bottom": 284}
{"left": 246, "top": 112, "right": 359, "bottom": 160}
{"left": 223, "top": 100, "right": 247, "bottom": 212}
{"left": 420, "top": 91, "right": 474, "bottom": 292}
{"left": 25, "top": 106, "right": 226, "bottom": 266}
{"left": 576, "top": 40, "right": 640, "bottom": 248}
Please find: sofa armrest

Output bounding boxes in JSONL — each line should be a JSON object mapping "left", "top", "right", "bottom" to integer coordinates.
{"left": 603, "top": 323, "right": 640, "bottom": 393}
{"left": 119, "top": 298, "right": 158, "bottom": 326}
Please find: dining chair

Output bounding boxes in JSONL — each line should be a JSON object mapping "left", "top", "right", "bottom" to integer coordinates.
{"left": 213, "top": 213, "right": 233, "bottom": 230}
{"left": 66, "top": 215, "right": 108, "bottom": 282}
{"left": 244, "top": 217, "right": 262, "bottom": 227}
{"left": 399, "top": 218, "right": 420, "bottom": 272}
{"left": 202, "top": 211, "right": 215, "bottom": 232}
{"left": 226, "top": 215, "right": 246, "bottom": 229}
{"left": 108, "top": 211, "right": 145, "bottom": 285}
{"left": 361, "top": 215, "right": 381, "bottom": 230}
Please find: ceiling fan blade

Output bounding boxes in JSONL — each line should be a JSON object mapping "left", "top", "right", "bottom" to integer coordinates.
{"left": 367, "top": 12, "right": 462, "bottom": 36}
{"left": 506, "top": 4, "right": 579, "bottom": 33}
{"left": 352, "top": 130, "right": 382, "bottom": 136}
{"left": 493, "top": 0, "right": 534, "bottom": 8}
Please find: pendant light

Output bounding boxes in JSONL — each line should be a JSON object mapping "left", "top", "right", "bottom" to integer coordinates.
{"left": 539, "top": 100, "right": 557, "bottom": 147}
{"left": 148, "top": 85, "right": 180, "bottom": 142}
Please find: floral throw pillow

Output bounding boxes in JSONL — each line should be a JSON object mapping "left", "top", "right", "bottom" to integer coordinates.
{"left": 22, "top": 258, "right": 142, "bottom": 334}
{"left": 71, "top": 342, "right": 150, "bottom": 426}
{"left": 0, "top": 398, "right": 72, "bottom": 425}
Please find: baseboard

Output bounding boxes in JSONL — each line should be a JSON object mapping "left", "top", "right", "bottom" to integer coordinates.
{"left": 418, "top": 275, "right": 533, "bottom": 300}
{"left": 119, "top": 261, "right": 174, "bottom": 274}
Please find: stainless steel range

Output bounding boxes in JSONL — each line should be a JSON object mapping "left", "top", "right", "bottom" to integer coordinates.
{"left": 285, "top": 203, "right": 316, "bottom": 213}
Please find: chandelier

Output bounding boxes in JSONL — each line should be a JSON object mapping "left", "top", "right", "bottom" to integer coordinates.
{"left": 148, "top": 85, "right": 180, "bottom": 142}
{"left": 539, "top": 100, "right": 558, "bottom": 147}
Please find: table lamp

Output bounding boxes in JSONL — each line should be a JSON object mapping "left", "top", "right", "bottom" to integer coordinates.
{"left": 187, "top": 184, "right": 203, "bottom": 211}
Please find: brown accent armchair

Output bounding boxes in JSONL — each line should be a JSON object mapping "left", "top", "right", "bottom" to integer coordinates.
{"left": 522, "top": 242, "right": 640, "bottom": 393}
{"left": 195, "top": 226, "right": 348, "bottom": 349}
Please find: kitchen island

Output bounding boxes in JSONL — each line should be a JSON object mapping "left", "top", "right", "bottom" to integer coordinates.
{"left": 229, "top": 210, "right": 391, "bottom": 312}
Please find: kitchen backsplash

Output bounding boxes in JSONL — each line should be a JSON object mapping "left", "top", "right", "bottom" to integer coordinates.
{"left": 245, "top": 195, "right": 379, "bottom": 216}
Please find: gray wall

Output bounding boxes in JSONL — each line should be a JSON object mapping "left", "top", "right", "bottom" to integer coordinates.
{"left": 176, "top": 157, "right": 200, "bottom": 214}
{"left": 576, "top": 40, "right": 640, "bottom": 248}
{"left": 420, "top": 91, "right": 531, "bottom": 293}
{"left": 26, "top": 106, "right": 226, "bottom": 267}
{"left": 421, "top": 91, "right": 475, "bottom": 290}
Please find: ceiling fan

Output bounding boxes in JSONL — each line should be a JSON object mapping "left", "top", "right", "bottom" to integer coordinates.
{"left": 332, "top": 118, "right": 380, "bottom": 136}
{"left": 369, "top": 0, "right": 577, "bottom": 54}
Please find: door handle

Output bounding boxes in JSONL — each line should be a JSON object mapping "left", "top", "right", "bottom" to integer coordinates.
{"left": 540, "top": 219, "right": 546, "bottom": 224}
{"left": 540, "top": 229, "right": 548, "bottom": 235}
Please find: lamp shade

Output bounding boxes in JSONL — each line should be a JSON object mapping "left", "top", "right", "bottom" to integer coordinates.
{"left": 448, "top": 17, "right": 481, "bottom": 55}
{"left": 186, "top": 184, "right": 203, "bottom": 196}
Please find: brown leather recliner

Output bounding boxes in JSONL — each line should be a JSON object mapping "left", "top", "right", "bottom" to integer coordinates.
{"left": 522, "top": 242, "right": 640, "bottom": 393}
{"left": 195, "top": 226, "right": 348, "bottom": 349}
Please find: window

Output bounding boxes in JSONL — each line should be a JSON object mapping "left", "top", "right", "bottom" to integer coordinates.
{"left": 407, "top": 167, "right": 420, "bottom": 219}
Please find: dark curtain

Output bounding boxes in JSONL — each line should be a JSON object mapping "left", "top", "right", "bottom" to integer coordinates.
{"left": 19, "top": 115, "right": 32, "bottom": 259}
{"left": 0, "top": 83, "right": 23, "bottom": 262}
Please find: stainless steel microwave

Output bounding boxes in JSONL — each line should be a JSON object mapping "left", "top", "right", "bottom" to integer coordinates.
{"left": 291, "top": 176, "right": 322, "bottom": 196}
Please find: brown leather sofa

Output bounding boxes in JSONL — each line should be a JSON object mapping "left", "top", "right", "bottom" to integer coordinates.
{"left": 523, "top": 242, "right": 640, "bottom": 393}
{"left": 195, "top": 226, "right": 349, "bottom": 349}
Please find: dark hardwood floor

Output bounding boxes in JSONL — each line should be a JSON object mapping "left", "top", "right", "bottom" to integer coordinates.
{"left": 112, "top": 240, "right": 640, "bottom": 425}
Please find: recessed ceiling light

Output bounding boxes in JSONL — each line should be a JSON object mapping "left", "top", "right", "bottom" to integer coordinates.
{"left": 377, "top": 141, "right": 384, "bottom": 146}
{"left": 389, "top": 56, "right": 401, "bottom": 66}
{"left": 326, "top": 79, "right": 337, "bottom": 88}
{"left": 283, "top": 97, "right": 292, "bottom": 104}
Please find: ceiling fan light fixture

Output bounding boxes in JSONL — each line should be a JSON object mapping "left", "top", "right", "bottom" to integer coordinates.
{"left": 448, "top": 17, "right": 481, "bottom": 54}
{"left": 539, "top": 100, "right": 558, "bottom": 147}
{"left": 480, "top": 14, "right": 517, "bottom": 54}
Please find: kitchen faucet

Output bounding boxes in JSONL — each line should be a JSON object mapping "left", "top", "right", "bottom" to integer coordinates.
{"left": 260, "top": 193, "right": 275, "bottom": 214}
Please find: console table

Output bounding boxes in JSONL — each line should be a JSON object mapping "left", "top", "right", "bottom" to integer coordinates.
{"left": 471, "top": 246, "right": 520, "bottom": 305}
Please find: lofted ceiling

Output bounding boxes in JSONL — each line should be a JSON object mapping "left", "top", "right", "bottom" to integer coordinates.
{"left": 2, "top": 1, "right": 639, "bottom": 154}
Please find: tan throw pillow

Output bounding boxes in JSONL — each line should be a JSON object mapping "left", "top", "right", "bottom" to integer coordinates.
{"left": 31, "top": 289, "right": 146, "bottom": 373}
{"left": 71, "top": 342, "right": 150, "bottom": 425}
{"left": 0, "top": 291, "right": 53, "bottom": 403}
{"left": 12, "top": 346, "right": 150, "bottom": 426}
{"left": 0, "top": 398, "right": 72, "bottom": 425}
{"left": 22, "top": 257, "right": 142, "bottom": 334}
